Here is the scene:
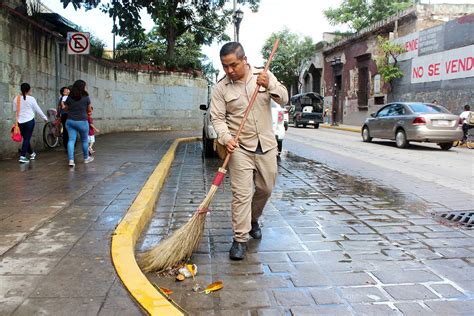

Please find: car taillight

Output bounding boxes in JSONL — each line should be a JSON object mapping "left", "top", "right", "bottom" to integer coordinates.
{"left": 278, "top": 111, "right": 284, "bottom": 123}
{"left": 412, "top": 117, "right": 426, "bottom": 125}
{"left": 458, "top": 117, "right": 463, "bottom": 125}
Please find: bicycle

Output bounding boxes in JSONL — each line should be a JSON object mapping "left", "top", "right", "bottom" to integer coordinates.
{"left": 43, "top": 108, "right": 63, "bottom": 148}
{"left": 453, "top": 126, "right": 474, "bottom": 149}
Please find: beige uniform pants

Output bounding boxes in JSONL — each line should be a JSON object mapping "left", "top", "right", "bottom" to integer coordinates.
{"left": 228, "top": 146, "right": 278, "bottom": 242}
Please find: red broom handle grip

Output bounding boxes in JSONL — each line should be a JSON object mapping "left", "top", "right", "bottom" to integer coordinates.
{"left": 221, "top": 38, "right": 280, "bottom": 169}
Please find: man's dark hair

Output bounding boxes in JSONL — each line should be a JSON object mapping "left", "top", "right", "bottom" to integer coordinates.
{"left": 220, "top": 42, "right": 245, "bottom": 59}
{"left": 465, "top": 104, "right": 470, "bottom": 111}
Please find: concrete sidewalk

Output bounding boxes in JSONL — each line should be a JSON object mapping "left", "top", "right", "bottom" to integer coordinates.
{"left": 0, "top": 131, "right": 196, "bottom": 315}
{"left": 320, "top": 123, "right": 361, "bottom": 133}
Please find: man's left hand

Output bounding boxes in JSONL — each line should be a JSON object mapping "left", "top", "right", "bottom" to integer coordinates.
{"left": 256, "top": 71, "right": 269, "bottom": 89}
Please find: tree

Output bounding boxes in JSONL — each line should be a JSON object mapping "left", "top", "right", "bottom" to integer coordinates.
{"left": 324, "top": 0, "right": 413, "bottom": 32}
{"left": 375, "top": 35, "right": 406, "bottom": 89}
{"left": 261, "top": 28, "right": 315, "bottom": 91}
{"left": 60, "top": 0, "right": 260, "bottom": 60}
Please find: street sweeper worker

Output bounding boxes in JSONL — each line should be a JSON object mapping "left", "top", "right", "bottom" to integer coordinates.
{"left": 210, "top": 42, "right": 288, "bottom": 260}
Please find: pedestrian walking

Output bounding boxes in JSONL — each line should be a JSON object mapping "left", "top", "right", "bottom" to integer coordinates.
{"left": 57, "top": 86, "right": 70, "bottom": 150}
{"left": 64, "top": 79, "right": 94, "bottom": 167}
{"left": 210, "top": 42, "right": 288, "bottom": 260}
{"left": 323, "top": 108, "right": 329, "bottom": 124}
{"left": 459, "top": 104, "right": 473, "bottom": 142}
{"left": 12, "top": 83, "right": 47, "bottom": 163}
{"left": 87, "top": 107, "right": 100, "bottom": 155}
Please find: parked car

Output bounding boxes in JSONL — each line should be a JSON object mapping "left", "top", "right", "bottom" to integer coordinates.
{"left": 271, "top": 100, "right": 285, "bottom": 155}
{"left": 199, "top": 103, "right": 218, "bottom": 157}
{"left": 361, "top": 102, "right": 463, "bottom": 150}
{"left": 289, "top": 92, "right": 324, "bottom": 128}
{"left": 200, "top": 100, "right": 285, "bottom": 157}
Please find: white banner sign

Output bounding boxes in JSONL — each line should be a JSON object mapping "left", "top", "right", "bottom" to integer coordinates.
{"left": 410, "top": 45, "right": 474, "bottom": 84}
{"left": 391, "top": 32, "right": 419, "bottom": 62}
{"left": 67, "top": 32, "right": 90, "bottom": 55}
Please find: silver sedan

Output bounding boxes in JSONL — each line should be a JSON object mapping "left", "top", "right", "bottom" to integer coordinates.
{"left": 362, "top": 102, "right": 463, "bottom": 150}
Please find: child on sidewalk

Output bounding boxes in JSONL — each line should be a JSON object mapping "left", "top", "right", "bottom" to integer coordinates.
{"left": 87, "top": 107, "right": 100, "bottom": 155}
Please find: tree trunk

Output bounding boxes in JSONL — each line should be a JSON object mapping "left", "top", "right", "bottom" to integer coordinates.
{"left": 165, "top": 0, "right": 179, "bottom": 60}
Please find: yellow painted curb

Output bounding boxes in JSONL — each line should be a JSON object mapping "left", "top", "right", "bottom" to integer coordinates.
{"left": 320, "top": 124, "right": 361, "bottom": 133}
{"left": 111, "top": 137, "right": 200, "bottom": 316}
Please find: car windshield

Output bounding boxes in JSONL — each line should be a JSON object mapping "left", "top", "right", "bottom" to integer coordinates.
{"left": 408, "top": 103, "right": 449, "bottom": 114}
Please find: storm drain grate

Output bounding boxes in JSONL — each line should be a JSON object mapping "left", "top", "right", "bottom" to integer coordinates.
{"left": 438, "top": 211, "right": 474, "bottom": 229}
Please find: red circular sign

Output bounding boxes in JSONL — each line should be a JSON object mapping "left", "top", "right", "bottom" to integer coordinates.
{"left": 68, "top": 33, "right": 89, "bottom": 53}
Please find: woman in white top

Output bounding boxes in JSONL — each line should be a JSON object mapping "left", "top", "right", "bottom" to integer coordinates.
{"left": 12, "top": 83, "right": 47, "bottom": 163}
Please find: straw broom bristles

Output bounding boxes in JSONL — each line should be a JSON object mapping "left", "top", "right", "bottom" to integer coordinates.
{"left": 140, "top": 184, "right": 219, "bottom": 273}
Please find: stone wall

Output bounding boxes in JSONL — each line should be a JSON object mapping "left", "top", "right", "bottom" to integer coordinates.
{"left": 0, "top": 4, "right": 208, "bottom": 159}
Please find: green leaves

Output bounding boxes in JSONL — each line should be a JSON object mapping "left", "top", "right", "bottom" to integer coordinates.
{"left": 324, "top": 0, "right": 413, "bottom": 32}
{"left": 375, "top": 36, "right": 406, "bottom": 85}
{"left": 261, "top": 28, "right": 315, "bottom": 89}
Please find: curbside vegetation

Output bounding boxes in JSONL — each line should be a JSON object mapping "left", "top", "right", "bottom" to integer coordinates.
{"left": 111, "top": 137, "right": 199, "bottom": 316}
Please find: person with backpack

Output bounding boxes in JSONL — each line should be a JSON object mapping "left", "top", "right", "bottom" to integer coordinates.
{"left": 459, "top": 104, "right": 473, "bottom": 143}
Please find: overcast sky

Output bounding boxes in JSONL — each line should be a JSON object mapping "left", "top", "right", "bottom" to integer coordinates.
{"left": 42, "top": 0, "right": 473, "bottom": 73}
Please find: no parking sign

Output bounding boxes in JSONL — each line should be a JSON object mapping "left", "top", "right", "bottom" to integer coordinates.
{"left": 67, "top": 32, "right": 90, "bottom": 55}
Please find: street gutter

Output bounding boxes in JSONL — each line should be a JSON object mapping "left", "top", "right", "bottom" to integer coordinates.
{"left": 111, "top": 137, "right": 199, "bottom": 316}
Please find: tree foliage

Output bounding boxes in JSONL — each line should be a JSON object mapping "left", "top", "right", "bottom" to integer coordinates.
{"left": 60, "top": 0, "right": 259, "bottom": 61}
{"left": 261, "top": 28, "right": 315, "bottom": 89}
{"left": 324, "top": 0, "right": 413, "bottom": 32}
{"left": 375, "top": 35, "right": 406, "bottom": 86}
{"left": 116, "top": 28, "right": 216, "bottom": 77}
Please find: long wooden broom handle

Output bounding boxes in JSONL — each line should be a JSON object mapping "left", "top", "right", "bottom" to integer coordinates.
{"left": 221, "top": 38, "right": 280, "bottom": 169}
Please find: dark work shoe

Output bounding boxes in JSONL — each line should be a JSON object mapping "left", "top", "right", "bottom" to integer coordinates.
{"left": 249, "top": 222, "right": 262, "bottom": 239}
{"left": 229, "top": 240, "right": 247, "bottom": 260}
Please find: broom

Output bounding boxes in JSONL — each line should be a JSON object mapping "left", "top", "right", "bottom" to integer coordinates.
{"left": 141, "top": 39, "right": 280, "bottom": 273}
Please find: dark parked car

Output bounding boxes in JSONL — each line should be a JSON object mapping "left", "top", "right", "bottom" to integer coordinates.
{"left": 289, "top": 92, "right": 324, "bottom": 128}
{"left": 361, "top": 102, "right": 463, "bottom": 150}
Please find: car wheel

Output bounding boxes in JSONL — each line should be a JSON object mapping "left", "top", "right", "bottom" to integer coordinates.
{"left": 302, "top": 124, "right": 307, "bottom": 128}
{"left": 202, "top": 130, "right": 215, "bottom": 158}
{"left": 439, "top": 142, "right": 453, "bottom": 151}
{"left": 362, "top": 126, "right": 372, "bottom": 142}
{"left": 314, "top": 123, "right": 319, "bottom": 129}
{"left": 277, "top": 139, "right": 283, "bottom": 155}
{"left": 395, "top": 129, "right": 409, "bottom": 148}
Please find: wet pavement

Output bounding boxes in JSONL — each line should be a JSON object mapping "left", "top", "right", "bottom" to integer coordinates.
{"left": 0, "top": 131, "right": 196, "bottom": 315}
{"left": 140, "top": 143, "right": 474, "bottom": 315}
{"left": 1, "top": 130, "right": 473, "bottom": 315}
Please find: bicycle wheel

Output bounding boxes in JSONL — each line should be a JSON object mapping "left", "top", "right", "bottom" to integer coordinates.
{"left": 467, "top": 138, "right": 474, "bottom": 149}
{"left": 43, "top": 122, "right": 59, "bottom": 148}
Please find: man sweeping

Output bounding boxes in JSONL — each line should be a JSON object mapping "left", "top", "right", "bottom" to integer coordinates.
{"left": 211, "top": 42, "right": 288, "bottom": 260}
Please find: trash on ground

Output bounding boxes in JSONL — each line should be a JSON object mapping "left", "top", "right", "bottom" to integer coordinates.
{"left": 201, "top": 281, "right": 223, "bottom": 294}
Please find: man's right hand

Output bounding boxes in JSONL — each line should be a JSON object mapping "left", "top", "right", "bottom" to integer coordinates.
{"left": 226, "top": 138, "right": 239, "bottom": 154}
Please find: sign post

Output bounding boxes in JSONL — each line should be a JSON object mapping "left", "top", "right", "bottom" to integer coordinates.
{"left": 67, "top": 32, "right": 90, "bottom": 55}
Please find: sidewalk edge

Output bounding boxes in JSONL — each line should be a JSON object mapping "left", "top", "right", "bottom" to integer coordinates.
{"left": 320, "top": 124, "right": 361, "bottom": 133}
{"left": 111, "top": 137, "right": 199, "bottom": 316}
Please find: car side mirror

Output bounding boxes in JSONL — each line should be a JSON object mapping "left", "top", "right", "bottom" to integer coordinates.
{"left": 199, "top": 104, "right": 208, "bottom": 111}
{"left": 370, "top": 112, "right": 376, "bottom": 118}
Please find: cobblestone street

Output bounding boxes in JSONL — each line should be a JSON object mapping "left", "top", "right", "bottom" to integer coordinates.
{"left": 140, "top": 143, "right": 474, "bottom": 315}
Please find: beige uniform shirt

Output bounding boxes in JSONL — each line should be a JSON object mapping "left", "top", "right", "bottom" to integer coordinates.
{"left": 210, "top": 65, "right": 288, "bottom": 153}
